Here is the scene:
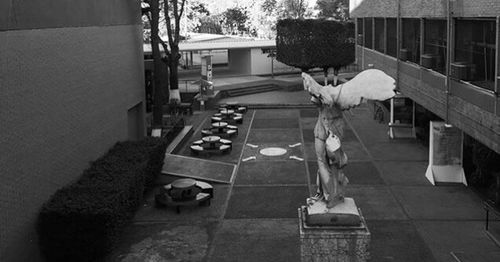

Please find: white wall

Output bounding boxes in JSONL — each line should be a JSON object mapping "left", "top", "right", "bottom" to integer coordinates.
{"left": 228, "top": 49, "right": 251, "bottom": 75}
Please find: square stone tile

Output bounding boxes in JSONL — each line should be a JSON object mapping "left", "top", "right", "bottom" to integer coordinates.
{"left": 366, "top": 142, "right": 428, "bottom": 161}
{"left": 300, "top": 109, "right": 318, "bottom": 118}
{"left": 415, "top": 221, "right": 500, "bottom": 262}
{"left": 302, "top": 128, "right": 315, "bottom": 142}
{"left": 303, "top": 143, "right": 317, "bottom": 161}
{"left": 241, "top": 143, "right": 304, "bottom": 161}
{"left": 236, "top": 160, "right": 307, "bottom": 185}
{"left": 376, "top": 161, "right": 432, "bottom": 186}
{"left": 343, "top": 128, "right": 357, "bottom": 142}
{"left": 348, "top": 122, "right": 392, "bottom": 146}
{"left": 108, "top": 221, "right": 217, "bottom": 262}
{"left": 299, "top": 117, "right": 317, "bottom": 129}
{"left": 134, "top": 185, "right": 230, "bottom": 222}
{"left": 209, "top": 219, "right": 300, "bottom": 262}
{"left": 254, "top": 109, "right": 299, "bottom": 119}
{"left": 307, "top": 161, "right": 384, "bottom": 186}
{"left": 302, "top": 127, "right": 356, "bottom": 143}
{"left": 367, "top": 220, "right": 436, "bottom": 262}
{"left": 343, "top": 141, "right": 370, "bottom": 161}
{"left": 252, "top": 118, "right": 299, "bottom": 129}
{"left": 225, "top": 186, "right": 309, "bottom": 219}
{"left": 247, "top": 129, "right": 301, "bottom": 144}
{"left": 391, "top": 186, "right": 484, "bottom": 220}
{"left": 345, "top": 186, "right": 408, "bottom": 220}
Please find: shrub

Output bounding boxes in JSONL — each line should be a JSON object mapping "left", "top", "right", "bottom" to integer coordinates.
{"left": 276, "top": 19, "right": 355, "bottom": 72}
{"left": 37, "top": 137, "right": 171, "bottom": 262}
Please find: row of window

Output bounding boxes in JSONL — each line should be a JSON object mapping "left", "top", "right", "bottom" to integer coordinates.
{"left": 357, "top": 17, "right": 496, "bottom": 91}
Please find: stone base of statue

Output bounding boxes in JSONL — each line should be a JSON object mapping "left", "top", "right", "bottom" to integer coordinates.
{"left": 306, "top": 197, "right": 361, "bottom": 226}
{"left": 299, "top": 198, "right": 370, "bottom": 262}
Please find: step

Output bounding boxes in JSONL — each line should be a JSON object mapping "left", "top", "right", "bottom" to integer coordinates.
{"left": 226, "top": 86, "right": 280, "bottom": 96}
{"left": 225, "top": 85, "right": 282, "bottom": 97}
{"left": 165, "top": 125, "right": 193, "bottom": 154}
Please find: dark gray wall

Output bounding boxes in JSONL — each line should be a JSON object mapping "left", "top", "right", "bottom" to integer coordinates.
{"left": 0, "top": 1, "right": 144, "bottom": 260}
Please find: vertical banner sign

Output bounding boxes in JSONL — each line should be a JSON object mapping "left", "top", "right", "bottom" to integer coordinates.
{"left": 425, "top": 121, "right": 467, "bottom": 185}
{"left": 200, "top": 55, "right": 214, "bottom": 96}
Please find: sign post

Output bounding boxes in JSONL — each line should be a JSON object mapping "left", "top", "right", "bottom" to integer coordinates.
{"left": 199, "top": 55, "right": 214, "bottom": 111}
{"left": 200, "top": 55, "right": 214, "bottom": 96}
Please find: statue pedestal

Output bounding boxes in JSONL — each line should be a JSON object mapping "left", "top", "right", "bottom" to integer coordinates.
{"left": 298, "top": 202, "right": 370, "bottom": 262}
{"left": 306, "top": 197, "right": 361, "bottom": 226}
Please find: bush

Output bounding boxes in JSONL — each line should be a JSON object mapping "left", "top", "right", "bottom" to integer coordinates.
{"left": 276, "top": 19, "right": 355, "bottom": 71}
{"left": 38, "top": 137, "right": 170, "bottom": 262}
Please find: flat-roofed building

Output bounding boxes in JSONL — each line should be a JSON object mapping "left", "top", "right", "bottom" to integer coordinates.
{"left": 350, "top": 0, "right": 500, "bottom": 154}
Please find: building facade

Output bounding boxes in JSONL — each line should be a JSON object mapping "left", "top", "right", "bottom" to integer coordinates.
{"left": 0, "top": 0, "right": 145, "bottom": 260}
{"left": 350, "top": 0, "right": 500, "bottom": 154}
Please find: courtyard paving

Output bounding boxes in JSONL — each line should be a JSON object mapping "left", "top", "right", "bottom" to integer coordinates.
{"left": 108, "top": 95, "right": 500, "bottom": 261}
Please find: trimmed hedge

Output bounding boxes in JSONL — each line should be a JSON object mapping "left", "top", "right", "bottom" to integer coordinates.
{"left": 37, "top": 137, "right": 169, "bottom": 261}
{"left": 276, "top": 19, "right": 355, "bottom": 71}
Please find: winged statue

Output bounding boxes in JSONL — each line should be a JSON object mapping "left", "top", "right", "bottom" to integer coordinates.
{"left": 303, "top": 69, "right": 396, "bottom": 209}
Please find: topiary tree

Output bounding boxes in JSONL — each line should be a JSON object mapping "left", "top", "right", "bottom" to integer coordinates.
{"left": 276, "top": 19, "right": 354, "bottom": 85}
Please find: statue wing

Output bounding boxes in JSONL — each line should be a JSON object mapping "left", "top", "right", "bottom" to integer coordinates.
{"left": 335, "top": 69, "right": 396, "bottom": 110}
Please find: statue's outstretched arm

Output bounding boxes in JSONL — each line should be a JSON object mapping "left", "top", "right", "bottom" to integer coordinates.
{"left": 302, "top": 69, "right": 396, "bottom": 109}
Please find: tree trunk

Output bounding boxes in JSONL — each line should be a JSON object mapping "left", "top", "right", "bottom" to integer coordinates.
{"left": 169, "top": 47, "right": 181, "bottom": 103}
{"left": 150, "top": 0, "right": 165, "bottom": 126}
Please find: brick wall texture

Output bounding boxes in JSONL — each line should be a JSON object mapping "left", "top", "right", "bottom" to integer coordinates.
{"left": 350, "top": 0, "right": 500, "bottom": 18}
{"left": 0, "top": 1, "right": 144, "bottom": 261}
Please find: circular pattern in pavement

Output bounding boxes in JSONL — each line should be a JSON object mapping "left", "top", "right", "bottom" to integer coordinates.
{"left": 259, "top": 147, "right": 287, "bottom": 156}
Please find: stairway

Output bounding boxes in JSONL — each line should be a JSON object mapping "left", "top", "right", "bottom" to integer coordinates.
{"left": 223, "top": 84, "right": 282, "bottom": 97}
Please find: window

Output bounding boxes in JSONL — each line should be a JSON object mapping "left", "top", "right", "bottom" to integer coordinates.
{"left": 453, "top": 19, "right": 496, "bottom": 91}
{"left": 364, "top": 18, "right": 373, "bottom": 49}
{"left": 386, "top": 18, "right": 397, "bottom": 58}
{"left": 374, "top": 18, "right": 385, "bottom": 53}
{"left": 423, "top": 19, "right": 447, "bottom": 74}
{"left": 401, "top": 18, "right": 421, "bottom": 64}
{"left": 357, "top": 18, "right": 363, "bottom": 45}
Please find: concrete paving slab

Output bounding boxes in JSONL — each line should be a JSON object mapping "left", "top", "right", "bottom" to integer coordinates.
{"left": 367, "top": 220, "right": 437, "bottom": 262}
{"left": 235, "top": 160, "right": 307, "bottom": 185}
{"left": 392, "top": 186, "right": 484, "bottom": 220}
{"left": 247, "top": 129, "right": 302, "bottom": 143}
{"left": 376, "top": 160, "right": 432, "bottom": 186}
{"left": 343, "top": 141, "right": 371, "bottom": 161}
{"left": 225, "top": 186, "right": 309, "bottom": 219}
{"left": 241, "top": 142, "right": 304, "bottom": 161}
{"left": 301, "top": 126, "right": 356, "bottom": 141}
{"left": 252, "top": 118, "right": 299, "bottom": 129}
{"left": 299, "top": 117, "right": 317, "bottom": 129}
{"left": 452, "top": 251, "right": 500, "bottom": 262}
{"left": 302, "top": 128, "right": 316, "bottom": 142}
{"left": 162, "top": 154, "right": 236, "bottom": 183}
{"left": 415, "top": 221, "right": 500, "bottom": 262}
{"left": 133, "top": 185, "right": 230, "bottom": 222}
{"left": 345, "top": 186, "right": 408, "bottom": 220}
{"left": 254, "top": 109, "right": 299, "bottom": 119}
{"left": 303, "top": 143, "right": 317, "bottom": 161}
{"left": 300, "top": 109, "right": 318, "bottom": 118}
{"left": 303, "top": 141, "right": 370, "bottom": 162}
{"left": 348, "top": 120, "right": 392, "bottom": 146}
{"left": 209, "top": 219, "right": 300, "bottom": 262}
{"left": 108, "top": 221, "right": 217, "bottom": 262}
{"left": 366, "top": 142, "right": 428, "bottom": 161}
{"left": 307, "top": 161, "right": 385, "bottom": 185}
